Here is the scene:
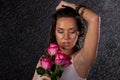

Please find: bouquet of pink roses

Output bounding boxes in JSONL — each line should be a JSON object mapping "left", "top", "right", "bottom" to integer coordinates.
{"left": 36, "top": 43, "right": 72, "bottom": 80}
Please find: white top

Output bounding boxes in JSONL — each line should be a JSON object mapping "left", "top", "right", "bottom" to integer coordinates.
{"left": 36, "top": 57, "right": 86, "bottom": 80}
{"left": 60, "top": 57, "right": 86, "bottom": 80}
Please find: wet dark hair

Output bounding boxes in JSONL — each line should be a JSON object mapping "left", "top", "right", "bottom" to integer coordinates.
{"left": 46, "top": 7, "right": 85, "bottom": 51}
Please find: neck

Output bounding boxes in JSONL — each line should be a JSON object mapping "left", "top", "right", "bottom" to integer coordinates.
{"left": 60, "top": 48, "right": 75, "bottom": 55}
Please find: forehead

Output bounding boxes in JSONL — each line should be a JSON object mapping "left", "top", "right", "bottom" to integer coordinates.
{"left": 56, "top": 17, "right": 77, "bottom": 29}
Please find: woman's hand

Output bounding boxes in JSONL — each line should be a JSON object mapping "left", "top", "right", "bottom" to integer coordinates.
{"left": 40, "top": 75, "right": 51, "bottom": 80}
{"left": 56, "top": 1, "right": 77, "bottom": 10}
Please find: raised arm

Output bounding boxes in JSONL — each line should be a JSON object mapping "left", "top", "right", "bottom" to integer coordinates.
{"left": 78, "top": 7, "right": 100, "bottom": 66}
{"left": 74, "top": 6, "right": 100, "bottom": 78}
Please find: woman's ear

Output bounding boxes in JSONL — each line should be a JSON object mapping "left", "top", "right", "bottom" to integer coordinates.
{"left": 77, "top": 31, "right": 80, "bottom": 36}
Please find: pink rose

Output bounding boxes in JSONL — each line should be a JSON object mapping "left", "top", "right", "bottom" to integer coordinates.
{"left": 47, "top": 43, "right": 59, "bottom": 55}
{"left": 49, "top": 43, "right": 58, "bottom": 47}
{"left": 55, "top": 50, "right": 72, "bottom": 67}
{"left": 40, "top": 57, "right": 53, "bottom": 70}
{"left": 62, "top": 58, "right": 72, "bottom": 67}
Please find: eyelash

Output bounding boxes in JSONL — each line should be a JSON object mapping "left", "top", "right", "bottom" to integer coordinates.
{"left": 58, "top": 31, "right": 63, "bottom": 33}
{"left": 69, "top": 31, "right": 76, "bottom": 33}
{"left": 57, "top": 30, "right": 76, "bottom": 34}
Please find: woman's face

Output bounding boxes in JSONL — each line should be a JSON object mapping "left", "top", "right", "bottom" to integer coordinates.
{"left": 55, "top": 17, "right": 79, "bottom": 52}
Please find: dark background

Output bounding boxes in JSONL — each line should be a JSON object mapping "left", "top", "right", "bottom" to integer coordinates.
{"left": 0, "top": 0, "right": 120, "bottom": 80}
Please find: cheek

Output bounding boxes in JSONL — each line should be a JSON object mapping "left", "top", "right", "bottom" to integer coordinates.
{"left": 70, "top": 34, "right": 76, "bottom": 39}
{"left": 70, "top": 34, "right": 78, "bottom": 44}
{"left": 56, "top": 34, "right": 63, "bottom": 39}
{"left": 70, "top": 33, "right": 78, "bottom": 39}
{"left": 55, "top": 31, "right": 61, "bottom": 39}
{"left": 55, "top": 32, "right": 62, "bottom": 44}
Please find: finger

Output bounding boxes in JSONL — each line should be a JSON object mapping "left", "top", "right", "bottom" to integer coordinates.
{"left": 56, "top": 1, "right": 65, "bottom": 10}
{"left": 56, "top": 1, "right": 71, "bottom": 10}
{"left": 56, "top": 5, "right": 66, "bottom": 10}
{"left": 56, "top": 3, "right": 62, "bottom": 10}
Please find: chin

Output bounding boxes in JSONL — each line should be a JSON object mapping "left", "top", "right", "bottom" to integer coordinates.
{"left": 62, "top": 46, "right": 73, "bottom": 50}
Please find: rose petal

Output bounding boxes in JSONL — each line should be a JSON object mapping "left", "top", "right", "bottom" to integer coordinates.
{"left": 47, "top": 47, "right": 58, "bottom": 55}
{"left": 50, "top": 43, "right": 58, "bottom": 47}
{"left": 55, "top": 51, "right": 71, "bottom": 67}
{"left": 40, "top": 57, "right": 53, "bottom": 70}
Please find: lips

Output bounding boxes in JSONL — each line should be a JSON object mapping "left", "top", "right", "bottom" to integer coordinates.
{"left": 62, "top": 42, "right": 70, "bottom": 47}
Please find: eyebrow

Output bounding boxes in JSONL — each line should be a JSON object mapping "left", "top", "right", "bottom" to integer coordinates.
{"left": 56, "top": 28, "right": 63, "bottom": 30}
{"left": 69, "top": 27, "right": 77, "bottom": 30}
{"left": 56, "top": 27, "right": 77, "bottom": 30}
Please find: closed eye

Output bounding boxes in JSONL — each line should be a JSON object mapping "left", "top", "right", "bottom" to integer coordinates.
{"left": 69, "top": 30, "right": 77, "bottom": 34}
{"left": 57, "top": 30, "right": 63, "bottom": 33}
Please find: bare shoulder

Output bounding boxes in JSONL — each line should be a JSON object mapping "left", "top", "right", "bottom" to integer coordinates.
{"left": 36, "top": 60, "right": 41, "bottom": 67}
{"left": 32, "top": 60, "right": 41, "bottom": 80}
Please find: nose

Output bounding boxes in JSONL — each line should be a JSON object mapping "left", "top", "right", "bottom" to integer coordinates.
{"left": 63, "top": 32, "right": 70, "bottom": 40}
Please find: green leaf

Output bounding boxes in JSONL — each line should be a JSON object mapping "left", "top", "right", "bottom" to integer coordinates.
{"left": 51, "top": 64, "right": 56, "bottom": 72}
{"left": 55, "top": 69, "right": 63, "bottom": 77}
{"left": 36, "top": 67, "right": 45, "bottom": 75}
{"left": 50, "top": 65, "right": 63, "bottom": 80}
{"left": 45, "top": 70, "right": 51, "bottom": 76}
{"left": 51, "top": 75, "right": 60, "bottom": 80}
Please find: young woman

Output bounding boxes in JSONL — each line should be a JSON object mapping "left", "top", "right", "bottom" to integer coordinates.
{"left": 33, "top": 1, "right": 100, "bottom": 80}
